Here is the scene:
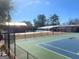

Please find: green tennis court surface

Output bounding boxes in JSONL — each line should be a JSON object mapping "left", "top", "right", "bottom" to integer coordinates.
{"left": 16, "top": 33, "right": 79, "bottom": 59}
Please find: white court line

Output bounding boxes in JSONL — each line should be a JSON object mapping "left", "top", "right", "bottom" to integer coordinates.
{"left": 46, "top": 44, "right": 77, "bottom": 55}
{"left": 41, "top": 37, "right": 73, "bottom": 45}
{"left": 37, "top": 37, "right": 79, "bottom": 59}
{"left": 38, "top": 44, "right": 71, "bottom": 59}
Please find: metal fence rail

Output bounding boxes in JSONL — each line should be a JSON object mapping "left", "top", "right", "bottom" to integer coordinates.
{"left": 16, "top": 45, "right": 37, "bottom": 59}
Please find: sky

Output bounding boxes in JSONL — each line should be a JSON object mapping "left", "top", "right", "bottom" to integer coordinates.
{"left": 11, "top": 0, "right": 79, "bottom": 24}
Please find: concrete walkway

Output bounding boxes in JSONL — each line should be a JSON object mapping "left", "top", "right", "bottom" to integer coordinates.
{"left": 0, "top": 56, "right": 9, "bottom": 59}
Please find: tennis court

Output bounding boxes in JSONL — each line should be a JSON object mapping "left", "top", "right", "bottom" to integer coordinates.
{"left": 16, "top": 33, "right": 79, "bottom": 59}
{"left": 41, "top": 37, "right": 79, "bottom": 59}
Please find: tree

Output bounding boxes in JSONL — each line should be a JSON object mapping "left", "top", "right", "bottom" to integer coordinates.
{"left": 22, "top": 21, "right": 35, "bottom": 31}
{"left": 22, "top": 21, "right": 32, "bottom": 27}
{"left": 49, "top": 14, "right": 60, "bottom": 25}
{"left": 0, "top": 0, "right": 12, "bottom": 31}
{"left": 67, "top": 18, "right": 79, "bottom": 25}
{"left": 34, "top": 14, "right": 46, "bottom": 28}
{"left": 0, "top": 0, "right": 12, "bottom": 22}
{"left": 33, "top": 19, "right": 38, "bottom": 28}
{"left": 46, "top": 18, "right": 52, "bottom": 26}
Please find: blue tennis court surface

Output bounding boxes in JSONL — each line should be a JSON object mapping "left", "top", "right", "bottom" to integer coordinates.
{"left": 41, "top": 37, "right": 79, "bottom": 59}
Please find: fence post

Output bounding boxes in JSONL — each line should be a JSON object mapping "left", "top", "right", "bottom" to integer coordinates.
{"left": 27, "top": 52, "right": 29, "bottom": 59}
